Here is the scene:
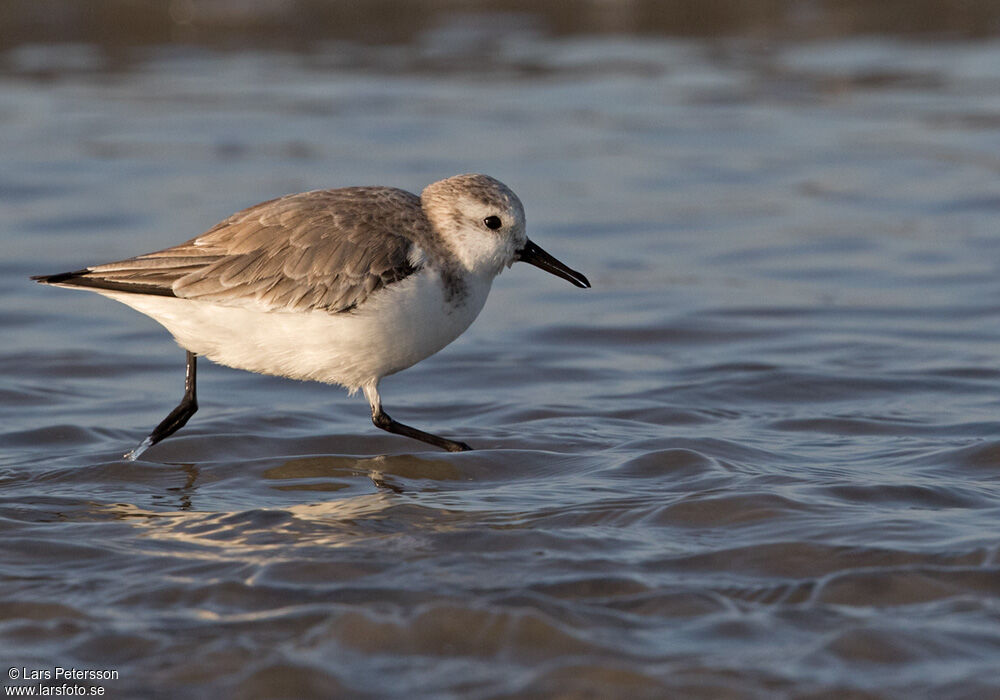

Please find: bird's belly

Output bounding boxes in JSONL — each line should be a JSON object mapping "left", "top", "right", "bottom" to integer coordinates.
{"left": 97, "top": 271, "right": 490, "bottom": 391}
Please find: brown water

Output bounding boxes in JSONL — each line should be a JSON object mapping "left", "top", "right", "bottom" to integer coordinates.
{"left": 3, "top": 7, "right": 1000, "bottom": 699}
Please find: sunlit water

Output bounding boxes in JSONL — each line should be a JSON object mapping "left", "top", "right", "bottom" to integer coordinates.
{"left": 3, "top": 32, "right": 1000, "bottom": 699}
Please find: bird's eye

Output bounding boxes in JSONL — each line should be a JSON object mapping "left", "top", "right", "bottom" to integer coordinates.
{"left": 483, "top": 216, "right": 502, "bottom": 230}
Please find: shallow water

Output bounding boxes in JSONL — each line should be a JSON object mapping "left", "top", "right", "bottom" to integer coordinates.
{"left": 3, "top": 17, "right": 1000, "bottom": 700}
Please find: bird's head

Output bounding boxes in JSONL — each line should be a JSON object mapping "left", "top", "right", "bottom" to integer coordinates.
{"left": 421, "top": 174, "right": 590, "bottom": 288}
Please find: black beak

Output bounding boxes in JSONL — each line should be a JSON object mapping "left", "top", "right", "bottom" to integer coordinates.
{"left": 515, "top": 239, "right": 591, "bottom": 288}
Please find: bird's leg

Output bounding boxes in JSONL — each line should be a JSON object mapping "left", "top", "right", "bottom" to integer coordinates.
{"left": 363, "top": 381, "right": 472, "bottom": 453}
{"left": 371, "top": 407, "right": 473, "bottom": 452}
{"left": 125, "top": 351, "right": 199, "bottom": 460}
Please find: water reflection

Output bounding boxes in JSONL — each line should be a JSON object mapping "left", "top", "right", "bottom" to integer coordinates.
{"left": 263, "top": 453, "right": 466, "bottom": 485}
{"left": 164, "top": 462, "right": 199, "bottom": 510}
{"left": 103, "top": 490, "right": 403, "bottom": 550}
{"left": 263, "top": 453, "right": 474, "bottom": 495}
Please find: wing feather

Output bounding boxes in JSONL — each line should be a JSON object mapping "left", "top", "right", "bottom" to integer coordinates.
{"left": 46, "top": 187, "right": 425, "bottom": 313}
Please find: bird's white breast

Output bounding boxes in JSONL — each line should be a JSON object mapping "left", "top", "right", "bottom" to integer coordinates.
{"left": 97, "top": 267, "right": 493, "bottom": 392}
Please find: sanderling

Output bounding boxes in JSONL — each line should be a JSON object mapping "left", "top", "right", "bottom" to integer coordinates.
{"left": 33, "top": 174, "right": 590, "bottom": 458}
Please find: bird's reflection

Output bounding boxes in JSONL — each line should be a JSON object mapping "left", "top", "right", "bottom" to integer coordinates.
{"left": 133, "top": 450, "right": 466, "bottom": 513}
{"left": 164, "top": 463, "right": 199, "bottom": 511}
{"left": 263, "top": 452, "right": 465, "bottom": 495}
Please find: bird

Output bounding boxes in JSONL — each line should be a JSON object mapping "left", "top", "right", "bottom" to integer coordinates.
{"left": 32, "top": 174, "right": 590, "bottom": 459}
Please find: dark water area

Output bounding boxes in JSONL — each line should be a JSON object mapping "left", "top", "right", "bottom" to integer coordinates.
{"left": 3, "top": 4, "right": 1000, "bottom": 699}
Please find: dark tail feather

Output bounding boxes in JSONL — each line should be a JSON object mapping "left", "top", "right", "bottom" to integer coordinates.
{"left": 31, "top": 269, "right": 176, "bottom": 297}
{"left": 31, "top": 268, "right": 93, "bottom": 285}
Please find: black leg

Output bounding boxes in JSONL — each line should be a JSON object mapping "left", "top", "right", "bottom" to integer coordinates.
{"left": 371, "top": 406, "right": 472, "bottom": 453}
{"left": 125, "top": 351, "right": 199, "bottom": 460}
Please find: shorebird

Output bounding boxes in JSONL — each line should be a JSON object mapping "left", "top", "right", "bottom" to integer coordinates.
{"left": 33, "top": 174, "right": 590, "bottom": 458}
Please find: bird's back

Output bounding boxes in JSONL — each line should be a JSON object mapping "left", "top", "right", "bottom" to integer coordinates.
{"left": 34, "top": 186, "right": 431, "bottom": 314}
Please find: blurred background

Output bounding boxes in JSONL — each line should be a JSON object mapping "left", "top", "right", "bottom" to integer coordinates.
{"left": 7, "top": 0, "right": 1000, "bottom": 47}
{"left": 3, "top": 2, "right": 1000, "bottom": 699}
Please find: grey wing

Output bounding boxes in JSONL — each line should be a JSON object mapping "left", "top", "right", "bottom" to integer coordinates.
{"left": 59, "top": 188, "right": 426, "bottom": 313}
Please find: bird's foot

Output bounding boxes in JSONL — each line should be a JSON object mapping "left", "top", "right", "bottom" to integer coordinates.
{"left": 124, "top": 437, "right": 153, "bottom": 461}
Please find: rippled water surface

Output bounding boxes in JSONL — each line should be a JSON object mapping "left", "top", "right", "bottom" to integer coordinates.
{"left": 3, "top": 20, "right": 1000, "bottom": 700}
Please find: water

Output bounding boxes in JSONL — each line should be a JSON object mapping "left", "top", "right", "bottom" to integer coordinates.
{"left": 3, "top": 12, "right": 1000, "bottom": 699}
